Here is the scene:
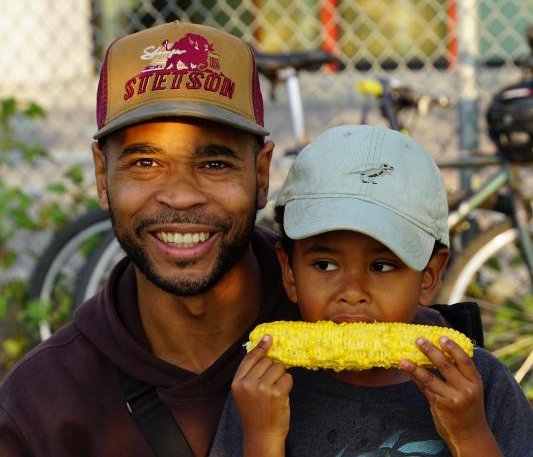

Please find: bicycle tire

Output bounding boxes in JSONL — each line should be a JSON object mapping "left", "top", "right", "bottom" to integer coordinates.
{"left": 74, "top": 230, "right": 125, "bottom": 307}
{"left": 27, "top": 208, "right": 112, "bottom": 341}
{"left": 437, "top": 220, "right": 533, "bottom": 388}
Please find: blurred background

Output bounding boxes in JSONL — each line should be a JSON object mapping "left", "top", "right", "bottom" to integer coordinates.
{"left": 0, "top": 0, "right": 531, "bottom": 388}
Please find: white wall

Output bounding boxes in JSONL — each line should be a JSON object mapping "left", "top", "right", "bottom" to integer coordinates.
{"left": 0, "top": 0, "right": 94, "bottom": 100}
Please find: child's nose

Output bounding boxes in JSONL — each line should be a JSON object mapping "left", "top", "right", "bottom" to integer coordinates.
{"left": 339, "top": 274, "right": 370, "bottom": 305}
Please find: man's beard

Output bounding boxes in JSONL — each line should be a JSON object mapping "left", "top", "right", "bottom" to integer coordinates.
{"left": 108, "top": 201, "right": 258, "bottom": 296}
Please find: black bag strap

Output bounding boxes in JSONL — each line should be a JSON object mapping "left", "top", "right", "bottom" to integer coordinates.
{"left": 118, "top": 370, "right": 195, "bottom": 457}
{"left": 430, "top": 302, "right": 484, "bottom": 348}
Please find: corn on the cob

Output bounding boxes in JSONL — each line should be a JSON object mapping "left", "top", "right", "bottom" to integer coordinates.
{"left": 246, "top": 321, "right": 474, "bottom": 371}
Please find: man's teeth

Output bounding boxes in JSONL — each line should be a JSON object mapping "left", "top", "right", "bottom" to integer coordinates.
{"left": 156, "top": 232, "right": 210, "bottom": 247}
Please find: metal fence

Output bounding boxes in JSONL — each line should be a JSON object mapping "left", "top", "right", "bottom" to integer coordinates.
{"left": 1, "top": 0, "right": 531, "bottom": 275}
{"left": 2, "top": 0, "right": 531, "bottom": 158}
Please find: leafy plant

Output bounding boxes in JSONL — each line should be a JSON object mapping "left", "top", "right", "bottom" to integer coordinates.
{"left": 0, "top": 97, "right": 96, "bottom": 375}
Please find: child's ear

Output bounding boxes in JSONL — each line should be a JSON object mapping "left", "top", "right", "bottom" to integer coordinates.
{"left": 275, "top": 242, "right": 298, "bottom": 303}
{"left": 419, "top": 247, "right": 450, "bottom": 306}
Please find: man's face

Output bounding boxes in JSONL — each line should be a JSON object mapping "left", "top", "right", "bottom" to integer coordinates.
{"left": 92, "top": 118, "right": 272, "bottom": 296}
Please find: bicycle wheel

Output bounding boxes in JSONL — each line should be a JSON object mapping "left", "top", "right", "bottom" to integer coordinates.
{"left": 27, "top": 208, "right": 112, "bottom": 341}
{"left": 437, "top": 220, "right": 533, "bottom": 395}
{"left": 74, "top": 230, "right": 125, "bottom": 306}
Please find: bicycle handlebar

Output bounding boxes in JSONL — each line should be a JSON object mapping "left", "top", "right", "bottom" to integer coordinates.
{"left": 357, "top": 78, "right": 449, "bottom": 115}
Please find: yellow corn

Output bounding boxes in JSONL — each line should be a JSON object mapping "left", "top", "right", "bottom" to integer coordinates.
{"left": 246, "top": 321, "right": 474, "bottom": 371}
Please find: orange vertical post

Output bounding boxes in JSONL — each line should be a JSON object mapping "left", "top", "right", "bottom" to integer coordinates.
{"left": 321, "top": 0, "right": 339, "bottom": 70}
{"left": 447, "top": 0, "right": 458, "bottom": 68}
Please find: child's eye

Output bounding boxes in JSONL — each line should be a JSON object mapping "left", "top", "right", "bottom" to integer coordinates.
{"left": 371, "top": 262, "right": 395, "bottom": 273}
{"left": 313, "top": 260, "right": 337, "bottom": 272}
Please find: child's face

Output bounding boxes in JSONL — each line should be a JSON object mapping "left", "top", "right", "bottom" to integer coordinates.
{"left": 277, "top": 230, "right": 446, "bottom": 324}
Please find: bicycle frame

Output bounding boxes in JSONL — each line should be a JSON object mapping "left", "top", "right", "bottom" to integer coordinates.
{"left": 438, "top": 155, "right": 533, "bottom": 283}
{"left": 280, "top": 67, "right": 307, "bottom": 145}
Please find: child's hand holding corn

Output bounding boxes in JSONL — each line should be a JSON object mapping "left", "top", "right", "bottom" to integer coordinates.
{"left": 400, "top": 338, "right": 502, "bottom": 457}
{"left": 231, "top": 334, "right": 293, "bottom": 457}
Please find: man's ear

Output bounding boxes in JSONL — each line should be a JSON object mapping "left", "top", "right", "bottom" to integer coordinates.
{"left": 419, "top": 247, "right": 450, "bottom": 306}
{"left": 92, "top": 141, "right": 109, "bottom": 210}
{"left": 275, "top": 242, "right": 298, "bottom": 303}
{"left": 256, "top": 140, "right": 274, "bottom": 209}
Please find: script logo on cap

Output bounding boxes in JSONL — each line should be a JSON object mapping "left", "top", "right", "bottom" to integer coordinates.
{"left": 123, "top": 32, "right": 235, "bottom": 102}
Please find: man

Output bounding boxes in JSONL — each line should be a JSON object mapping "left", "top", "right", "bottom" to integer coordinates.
{"left": 0, "top": 21, "right": 449, "bottom": 457}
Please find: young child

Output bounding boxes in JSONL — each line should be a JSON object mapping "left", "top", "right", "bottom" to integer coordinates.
{"left": 209, "top": 125, "right": 533, "bottom": 457}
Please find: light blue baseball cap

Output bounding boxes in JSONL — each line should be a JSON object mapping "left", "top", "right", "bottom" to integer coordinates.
{"left": 276, "top": 125, "right": 449, "bottom": 271}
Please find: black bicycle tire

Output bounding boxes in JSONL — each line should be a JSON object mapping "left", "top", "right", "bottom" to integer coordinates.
{"left": 27, "top": 208, "right": 112, "bottom": 340}
{"left": 73, "top": 230, "right": 124, "bottom": 307}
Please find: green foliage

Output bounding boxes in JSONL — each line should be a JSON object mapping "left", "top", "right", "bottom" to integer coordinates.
{"left": 0, "top": 97, "right": 95, "bottom": 376}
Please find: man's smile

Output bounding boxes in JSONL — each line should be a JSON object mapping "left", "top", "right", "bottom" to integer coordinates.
{"left": 155, "top": 231, "right": 211, "bottom": 248}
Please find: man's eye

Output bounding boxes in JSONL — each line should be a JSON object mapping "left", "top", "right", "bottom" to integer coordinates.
{"left": 134, "top": 158, "right": 157, "bottom": 167}
{"left": 372, "top": 262, "right": 395, "bottom": 273}
{"left": 314, "top": 260, "right": 337, "bottom": 271}
{"left": 202, "top": 161, "right": 228, "bottom": 170}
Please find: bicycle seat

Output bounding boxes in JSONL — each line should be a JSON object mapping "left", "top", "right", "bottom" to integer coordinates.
{"left": 254, "top": 49, "right": 342, "bottom": 82}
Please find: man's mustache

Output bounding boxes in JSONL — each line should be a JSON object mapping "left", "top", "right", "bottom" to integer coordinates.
{"left": 134, "top": 211, "right": 230, "bottom": 237}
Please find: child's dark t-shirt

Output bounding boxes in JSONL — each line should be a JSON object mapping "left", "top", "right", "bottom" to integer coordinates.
{"left": 210, "top": 348, "right": 533, "bottom": 456}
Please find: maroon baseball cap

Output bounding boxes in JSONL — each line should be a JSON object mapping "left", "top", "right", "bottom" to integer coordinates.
{"left": 95, "top": 21, "right": 269, "bottom": 139}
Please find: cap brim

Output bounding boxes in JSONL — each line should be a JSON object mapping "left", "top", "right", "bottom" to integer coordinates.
{"left": 94, "top": 101, "right": 269, "bottom": 139}
{"left": 283, "top": 197, "right": 436, "bottom": 271}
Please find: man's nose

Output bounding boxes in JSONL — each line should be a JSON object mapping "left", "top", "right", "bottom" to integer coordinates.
{"left": 155, "top": 170, "right": 208, "bottom": 209}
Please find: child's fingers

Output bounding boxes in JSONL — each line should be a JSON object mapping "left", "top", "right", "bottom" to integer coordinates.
{"left": 234, "top": 334, "right": 273, "bottom": 379}
{"left": 415, "top": 337, "right": 479, "bottom": 387}
{"left": 438, "top": 337, "right": 480, "bottom": 383}
{"left": 259, "top": 360, "right": 287, "bottom": 383}
{"left": 400, "top": 358, "right": 447, "bottom": 397}
{"left": 275, "top": 372, "right": 294, "bottom": 395}
{"left": 400, "top": 338, "right": 455, "bottom": 396}
{"left": 258, "top": 361, "right": 292, "bottom": 393}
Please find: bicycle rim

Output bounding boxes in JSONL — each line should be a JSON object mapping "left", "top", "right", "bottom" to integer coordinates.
{"left": 447, "top": 227, "right": 521, "bottom": 304}
{"left": 74, "top": 232, "right": 124, "bottom": 306}
{"left": 438, "top": 221, "right": 533, "bottom": 397}
{"left": 28, "top": 209, "right": 112, "bottom": 341}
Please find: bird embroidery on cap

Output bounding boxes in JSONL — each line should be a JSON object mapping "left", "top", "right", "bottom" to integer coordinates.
{"left": 350, "top": 164, "right": 394, "bottom": 184}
